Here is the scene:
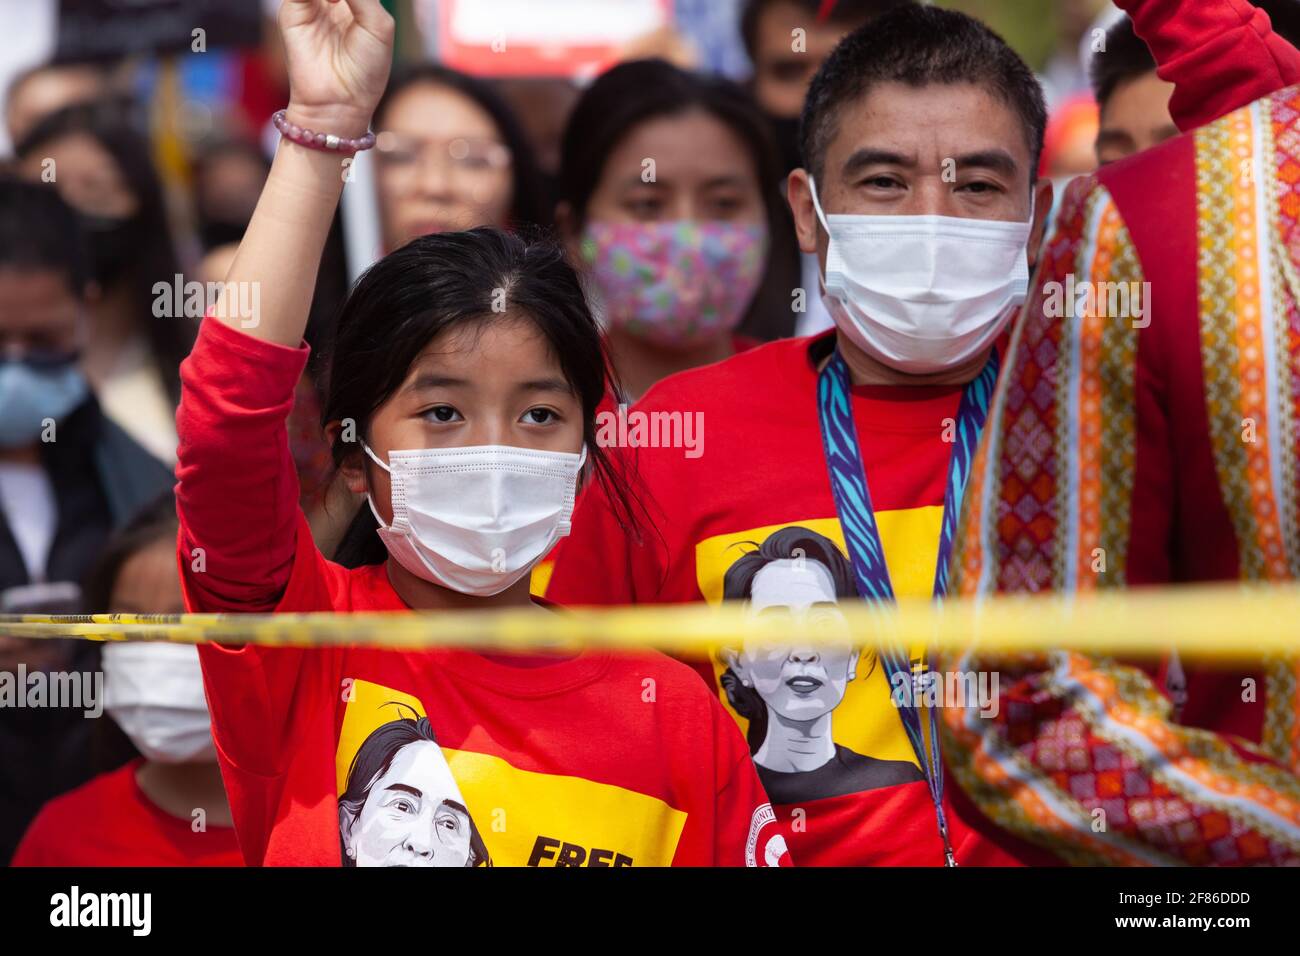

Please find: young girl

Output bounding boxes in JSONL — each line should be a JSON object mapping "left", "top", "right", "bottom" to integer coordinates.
{"left": 555, "top": 59, "right": 788, "bottom": 400}
{"left": 179, "top": 0, "right": 789, "bottom": 868}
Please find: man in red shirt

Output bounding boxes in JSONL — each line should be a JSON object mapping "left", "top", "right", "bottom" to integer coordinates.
{"left": 551, "top": 4, "right": 1057, "bottom": 867}
{"left": 550, "top": 0, "right": 1300, "bottom": 866}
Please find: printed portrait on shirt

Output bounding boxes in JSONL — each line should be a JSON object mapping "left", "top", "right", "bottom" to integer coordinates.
{"left": 338, "top": 710, "right": 492, "bottom": 867}
{"left": 334, "top": 678, "right": 691, "bottom": 866}
{"left": 718, "top": 526, "right": 924, "bottom": 804}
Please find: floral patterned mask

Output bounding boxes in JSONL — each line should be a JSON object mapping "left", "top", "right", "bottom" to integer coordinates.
{"left": 580, "top": 220, "right": 768, "bottom": 348}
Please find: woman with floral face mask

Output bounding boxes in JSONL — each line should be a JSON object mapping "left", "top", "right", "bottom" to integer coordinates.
{"left": 174, "top": 0, "right": 790, "bottom": 869}
{"left": 556, "top": 59, "right": 783, "bottom": 401}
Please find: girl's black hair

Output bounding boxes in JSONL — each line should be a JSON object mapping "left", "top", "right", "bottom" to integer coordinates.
{"left": 326, "top": 227, "right": 643, "bottom": 568}
{"left": 374, "top": 63, "right": 553, "bottom": 230}
{"left": 15, "top": 99, "right": 195, "bottom": 406}
{"left": 82, "top": 491, "right": 178, "bottom": 612}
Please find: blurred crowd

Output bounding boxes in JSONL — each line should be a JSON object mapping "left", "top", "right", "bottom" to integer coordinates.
{"left": 1, "top": 0, "right": 1297, "bottom": 868}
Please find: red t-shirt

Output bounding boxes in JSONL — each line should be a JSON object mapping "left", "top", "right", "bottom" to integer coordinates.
{"left": 11, "top": 759, "right": 243, "bottom": 867}
{"left": 176, "top": 318, "right": 791, "bottom": 868}
{"left": 548, "top": 332, "right": 1057, "bottom": 866}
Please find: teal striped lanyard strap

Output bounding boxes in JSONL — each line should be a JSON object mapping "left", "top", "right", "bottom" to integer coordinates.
{"left": 816, "top": 347, "right": 999, "bottom": 866}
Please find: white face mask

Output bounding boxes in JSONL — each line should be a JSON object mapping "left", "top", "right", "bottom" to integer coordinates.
{"left": 808, "top": 177, "right": 1033, "bottom": 374}
{"left": 103, "top": 642, "right": 216, "bottom": 764}
{"left": 363, "top": 443, "right": 587, "bottom": 597}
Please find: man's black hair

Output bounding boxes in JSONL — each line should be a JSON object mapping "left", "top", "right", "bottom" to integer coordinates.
{"left": 1093, "top": 2, "right": 1300, "bottom": 110}
{"left": 739, "top": 0, "right": 915, "bottom": 60}
{"left": 1089, "top": 19, "right": 1153, "bottom": 110}
{"left": 800, "top": 3, "right": 1047, "bottom": 183}
{"left": 0, "top": 175, "right": 89, "bottom": 295}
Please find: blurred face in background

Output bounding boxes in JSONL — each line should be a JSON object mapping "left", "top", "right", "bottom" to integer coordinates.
{"left": 751, "top": 1, "right": 860, "bottom": 119}
{"left": 17, "top": 131, "right": 137, "bottom": 221}
{"left": 563, "top": 108, "right": 769, "bottom": 354}
{"left": 374, "top": 81, "right": 514, "bottom": 252}
{"left": 0, "top": 264, "right": 88, "bottom": 458}
{"left": 1096, "top": 70, "right": 1178, "bottom": 166}
{"left": 17, "top": 132, "right": 141, "bottom": 293}
{"left": 5, "top": 64, "right": 107, "bottom": 145}
{"left": 0, "top": 267, "right": 85, "bottom": 365}
{"left": 577, "top": 110, "right": 766, "bottom": 230}
{"left": 194, "top": 146, "right": 269, "bottom": 250}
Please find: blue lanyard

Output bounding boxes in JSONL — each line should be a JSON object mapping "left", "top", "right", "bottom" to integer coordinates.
{"left": 815, "top": 348, "right": 999, "bottom": 867}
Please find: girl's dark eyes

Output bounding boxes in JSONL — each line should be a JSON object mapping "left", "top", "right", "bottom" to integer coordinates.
{"left": 424, "top": 405, "right": 461, "bottom": 423}
{"left": 522, "top": 407, "right": 557, "bottom": 425}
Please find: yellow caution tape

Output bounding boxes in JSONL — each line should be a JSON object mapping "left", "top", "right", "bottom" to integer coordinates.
{"left": 0, "top": 582, "right": 1297, "bottom": 660}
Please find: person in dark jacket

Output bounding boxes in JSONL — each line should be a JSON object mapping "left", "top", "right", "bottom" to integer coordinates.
{"left": 0, "top": 176, "right": 173, "bottom": 863}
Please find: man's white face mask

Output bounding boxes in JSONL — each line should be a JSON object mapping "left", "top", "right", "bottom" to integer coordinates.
{"left": 808, "top": 177, "right": 1033, "bottom": 374}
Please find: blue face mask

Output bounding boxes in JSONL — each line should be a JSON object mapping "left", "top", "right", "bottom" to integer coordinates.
{"left": 0, "top": 359, "right": 88, "bottom": 448}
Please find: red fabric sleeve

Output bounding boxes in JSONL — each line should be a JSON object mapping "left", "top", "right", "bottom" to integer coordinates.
{"left": 175, "top": 317, "right": 311, "bottom": 613}
{"left": 175, "top": 318, "right": 338, "bottom": 866}
{"left": 1117, "top": 0, "right": 1300, "bottom": 130}
{"left": 548, "top": 449, "right": 663, "bottom": 606}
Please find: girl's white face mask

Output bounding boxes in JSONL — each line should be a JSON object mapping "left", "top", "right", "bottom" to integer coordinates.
{"left": 362, "top": 443, "right": 587, "bottom": 597}
{"left": 808, "top": 177, "right": 1032, "bottom": 374}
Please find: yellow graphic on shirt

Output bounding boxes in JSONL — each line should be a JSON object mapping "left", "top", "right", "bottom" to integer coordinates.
{"left": 334, "top": 679, "right": 686, "bottom": 866}
{"left": 693, "top": 509, "right": 941, "bottom": 795}
{"left": 444, "top": 748, "right": 687, "bottom": 866}
{"left": 530, "top": 559, "right": 555, "bottom": 598}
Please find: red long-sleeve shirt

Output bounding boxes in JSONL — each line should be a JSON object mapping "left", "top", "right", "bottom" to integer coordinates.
{"left": 176, "top": 318, "right": 791, "bottom": 868}
{"left": 1116, "top": 0, "right": 1300, "bottom": 132}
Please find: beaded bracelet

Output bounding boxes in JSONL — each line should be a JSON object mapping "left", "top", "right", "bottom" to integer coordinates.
{"left": 272, "top": 109, "right": 377, "bottom": 154}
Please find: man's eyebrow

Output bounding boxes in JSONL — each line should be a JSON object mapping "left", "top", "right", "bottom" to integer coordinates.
{"left": 385, "top": 783, "right": 423, "bottom": 798}
{"left": 842, "top": 148, "right": 917, "bottom": 176}
{"left": 952, "top": 149, "right": 1020, "bottom": 177}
